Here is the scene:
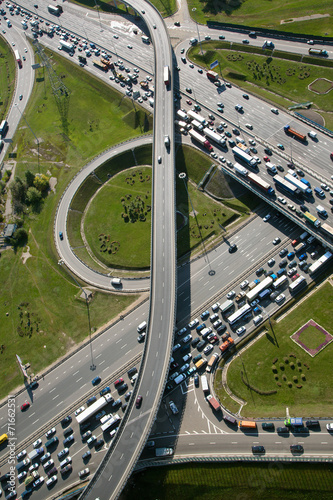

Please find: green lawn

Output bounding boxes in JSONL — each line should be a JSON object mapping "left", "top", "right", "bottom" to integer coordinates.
{"left": 122, "top": 462, "right": 333, "bottom": 500}
{"left": 189, "top": 43, "right": 333, "bottom": 129}
{"left": 224, "top": 282, "right": 333, "bottom": 417}
{"left": 70, "top": 0, "right": 177, "bottom": 17}
{"left": 0, "top": 37, "right": 16, "bottom": 125}
{"left": 187, "top": 0, "right": 333, "bottom": 37}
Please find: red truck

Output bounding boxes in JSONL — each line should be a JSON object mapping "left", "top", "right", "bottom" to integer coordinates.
{"left": 219, "top": 337, "right": 234, "bottom": 353}
{"left": 206, "top": 395, "right": 221, "bottom": 411}
{"left": 207, "top": 70, "right": 218, "bottom": 81}
{"left": 284, "top": 125, "right": 306, "bottom": 142}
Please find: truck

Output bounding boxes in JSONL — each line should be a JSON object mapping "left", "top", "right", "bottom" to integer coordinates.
{"left": 309, "top": 251, "right": 332, "bottom": 275}
{"left": 246, "top": 276, "right": 274, "bottom": 302}
{"left": 237, "top": 142, "right": 250, "bottom": 154}
{"left": 76, "top": 395, "right": 112, "bottom": 424}
{"left": 28, "top": 448, "right": 44, "bottom": 461}
{"left": 219, "top": 337, "right": 234, "bottom": 353}
{"left": 191, "top": 119, "right": 204, "bottom": 131}
{"left": 176, "top": 109, "right": 189, "bottom": 122}
{"left": 189, "top": 129, "right": 213, "bottom": 151}
{"left": 258, "top": 288, "right": 271, "bottom": 301}
{"left": 59, "top": 40, "right": 74, "bottom": 53}
{"left": 101, "top": 413, "right": 121, "bottom": 432}
{"left": 48, "top": 4, "right": 62, "bottom": 15}
{"left": 201, "top": 374, "right": 209, "bottom": 392}
{"left": 163, "top": 65, "right": 170, "bottom": 85}
{"left": 304, "top": 211, "right": 321, "bottom": 228}
{"left": 232, "top": 146, "right": 258, "bottom": 168}
{"left": 308, "top": 48, "right": 328, "bottom": 56}
{"left": 262, "top": 40, "right": 274, "bottom": 49}
{"left": 206, "top": 394, "right": 221, "bottom": 411}
{"left": 247, "top": 172, "right": 275, "bottom": 196}
{"left": 294, "top": 242, "right": 306, "bottom": 253}
{"left": 175, "top": 120, "right": 190, "bottom": 132}
{"left": 272, "top": 275, "right": 287, "bottom": 289}
{"left": 14, "top": 49, "right": 22, "bottom": 68}
{"left": 207, "top": 70, "right": 219, "bottom": 81}
{"left": 273, "top": 174, "right": 301, "bottom": 197}
{"left": 203, "top": 127, "right": 225, "bottom": 146}
{"left": 284, "top": 125, "right": 306, "bottom": 142}
{"left": 284, "top": 417, "right": 303, "bottom": 427}
{"left": 234, "top": 162, "right": 248, "bottom": 177}
{"left": 187, "top": 110, "right": 207, "bottom": 125}
{"left": 155, "top": 447, "right": 174, "bottom": 457}
{"left": 140, "top": 80, "right": 149, "bottom": 90}
{"left": 93, "top": 59, "right": 107, "bottom": 71}
{"left": 284, "top": 173, "right": 312, "bottom": 197}
{"left": 206, "top": 353, "right": 219, "bottom": 373}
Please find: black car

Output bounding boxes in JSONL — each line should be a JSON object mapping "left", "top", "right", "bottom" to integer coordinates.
{"left": 197, "top": 340, "right": 206, "bottom": 350}
{"left": 63, "top": 426, "right": 73, "bottom": 437}
{"left": 270, "top": 292, "right": 278, "bottom": 301}
{"left": 277, "top": 426, "right": 289, "bottom": 434}
{"left": 256, "top": 267, "right": 264, "bottom": 276}
{"left": 232, "top": 128, "right": 240, "bottom": 135}
{"left": 95, "top": 439, "right": 104, "bottom": 449}
{"left": 80, "top": 422, "right": 90, "bottom": 432}
{"left": 0, "top": 473, "right": 10, "bottom": 482}
{"left": 216, "top": 324, "right": 227, "bottom": 334}
{"left": 252, "top": 445, "right": 265, "bottom": 454}
{"left": 61, "top": 416, "right": 72, "bottom": 427}
{"left": 191, "top": 337, "right": 200, "bottom": 348}
{"left": 228, "top": 244, "right": 237, "bottom": 253}
{"left": 82, "top": 451, "right": 91, "bottom": 460}
{"left": 264, "top": 147, "right": 272, "bottom": 155}
{"left": 279, "top": 259, "right": 287, "bottom": 268}
{"left": 279, "top": 248, "right": 288, "bottom": 258}
{"left": 290, "top": 444, "right": 303, "bottom": 453}
{"left": 63, "top": 435, "right": 74, "bottom": 446}
{"left": 194, "top": 374, "right": 199, "bottom": 387}
{"left": 262, "top": 422, "right": 274, "bottom": 431}
{"left": 306, "top": 420, "right": 320, "bottom": 428}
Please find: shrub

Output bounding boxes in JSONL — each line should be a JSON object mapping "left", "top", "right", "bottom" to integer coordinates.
{"left": 288, "top": 381, "right": 293, "bottom": 388}
{"left": 280, "top": 363, "right": 284, "bottom": 370}
{"left": 293, "top": 376, "right": 298, "bottom": 383}
{"left": 298, "top": 367, "right": 302, "bottom": 372}
{"left": 274, "top": 375, "right": 279, "bottom": 380}
{"left": 301, "top": 374, "right": 306, "bottom": 381}
{"left": 284, "top": 357, "right": 289, "bottom": 364}
{"left": 297, "top": 385, "right": 303, "bottom": 389}
{"left": 290, "top": 362, "right": 295, "bottom": 369}
{"left": 276, "top": 382, "right": 282, "bottom": 387}
{"left": 272, "top": 365, "right": 277, "bottom": 373}
{"left": 272, "top": 357, "right": 278, "bottom": 364}
{"left": 296, "top": 359, "right": 302, "bottom": 366}
{"left": 282, "top": 374, "right": 287, "bottom": 381}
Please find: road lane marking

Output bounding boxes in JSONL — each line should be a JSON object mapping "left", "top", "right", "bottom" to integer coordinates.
{"left": 32, "top": 419, "right": 39, "bottom": 425}
{"left": 56, "top": 401, "right": 64, "bottom": 407}
{"left": 121, "top": 343, "right": 127, "bottom": 349}
{"left": 28, "top": 412, "right": 35, "bottom": 418}
{"left": 76, "top": 377, "right": 83, "bottom": 383}
{"left": 49, "top": 388, "right": 56, "bottom": 393}
{"left": 73, "top": 370, "right": 79, "bottom": 376}
{"left": 52, "top": 394, "right": 59, "bottom": 400}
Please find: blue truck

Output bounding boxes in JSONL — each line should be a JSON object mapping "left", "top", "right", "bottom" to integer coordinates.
{"left": 285, "top": 417, "right": 303, "bottom": 427}
{"left": 258, "top": 289, "right": 271, "bottom": 301}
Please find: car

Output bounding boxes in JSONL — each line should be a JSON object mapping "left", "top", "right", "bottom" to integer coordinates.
{"left": 210, "top": 313, "right": 219, "bottom": 323}
{"left": 296, "top": 169, "right": 304, "bottom": 177}
{"left": 135, "top": 395, "right": 143, "bottom": 408}
{"left": 228, "top": 244, "right": 237, "bottom": 253}
{"left": 242, "top": 93, "right": 249, "bottom": 99}
{"left": 87, "top": 435, "right": 97, "bottom": 446}
{"left": 267, "top": 258, "right": 275, "bottom": 267}
{"left": 92, "top": 376, "right": 101, "bottom": 386}
{"left": 43, "top": 460, "right": 54, "bottom": 470}
{"left": 277, "top": 196, "right": 286, "bottom": 205}
{"left": 291, "top": 273, "right": 300, "bottom": 281}
{"left": 277, "top": 143, "right": 284, "bottom": 150}
{"left": 57, "top": 448, "right": 69, "bottom": 460}
{"left": 321, "top": 183, "right": 329, "bottom": 191}
{"left": 288, "top": 204, "right": 296, "bottom": 212}
{"left": 242, "top": 39, "right": 249, "bottom": 44}
{"left": 200, "top": 310, "right": 210, "bottom": 320}
{"left": 298, "top": 253, "right": 307, "bottom": 261}
{"left": 198, "top": 68, "right": 203, "bottom": 74}
{"left": 18, "top": 471, "right": 27, "bottom": 481}
{"left": 279, "top": 248, "right": 288, "bottom": 258}
{"left": 78, "top": 468, "right": 90, "bottom": 478}
{"left": 61, "top": 464, "right": 72, "bottom": 474}
{"left": 177, "top": 327, "right": 187, "bottom": 336}
{"left": 19, "top": 93, "right": 23, "bottom": 100}
{"left": 307, "top": 39, "right": 314, "bottom": 44}
{"left": 255, "top": 268, "right": 264, "bottom": 277}
{"left": 100, "top": 386, "right": 110, "bottom": 396}
{"left": 185, "top": 87, "right": 192, "bottom": 93}
{"left": 82, "top": 431, "right": 92, "bottom": 442}
{"left": 275, "top": 294, "right": 285, "bottom": 304}
{"left": 271, "top": 108, "right": 279, "bottom": 114}
{"left": 182, "top": 334, "right": 192, "bottom": 344}
{"left": 326, "top": 423, "right": 333, "bottom": 431}
{"left": 33, "top": 476, "right": 44, "bottom": 488}
{"left": 290, "top": 444, "right": 304, "bottom": 453}
{"left": 95, "top": 439, "right": 104, "bottom": 448}
{"left": 61, "top": 415, "right": 72, "bottom": 426}
{"left": 235, "top": 104, "right": 243, "bottom": 112}
{"left": 127, "top": 44, "right": 132, "bottom": 49}
{"left": 213, "top": 320, "right": 222, "bottom": 330}
{"left": 250, "top": 147, "right": 257, "bottom": 153}
{"left": 189, "top": 63, "right": 194, "bottom": 68}
{"left": 172, "top": 343, "right": 181, "bottom": 353}
{"left": 250, "top": 299, "right": 260, "bottom": 307}
{"left": 20, "top": 402, "right": 30, "bottom": 411}
{"left": 273, "top": 237, "right": 281, "bottom": 245}
{"left": 114, "top": 378, "right": 124, "bottom": 388}
{"left": 252, "top": 445, "right": 265, "bottom": 454}
{"left": 188, "top": 318, "right": 199, "bottom": 329}
{"left": 82, "top": 450, "right": 91, "bottom": 462}
{"left": 186, "top": 99, "right": 192, "bottom": 105}
{"left": 197, "top": 340, "right": 206, "bottom": 350}
{"left": 208, "top": 334, "right": 218, "bottom": 344}
{"left": 277, "top": 164, "right": 284, "bottom": 172}
{"left": 288, "top": 259, "right": 297, "bottom": 269}
{"left": 46, "top": 474, "right": 57, "bottom": 486}
{"left": 95, "top": 410, "right": 106, "bottom": 420}
{"left": 240, "top": 280, "right": 249, "bottom": 289}
{"left": 16, "top": 450, "right": 27, "bottom": 461}
{"left": 226, "top": 291, "right": 236, "bottom": 300}
{"left": 74, "top": 406, "right": 85, "bottom": 417}
{"left": 191, "top": 337, "right": 200, "bottom": 348}
{"left": 204, "top": 35, "right": 211, "bottom": 40}
{"left": 180, "top": 363, "right": 190, "bottom": 373}
{"left": 263, "top": 214, "right": 271, "bottom": 222}
{"left": 203, "top": 344, "right": 213, "bottom": 355}
{"left": 40, "top": 452, "right": 51, "bottom": 464}
{"left": 236, "top": 326, "right": 246, "bottom": 336}
{"left": 287, "top": 267, "right": 297, "bottom": 277}
{"left": 63, "top": 435, "right": 74, "bottom": 446}
{"left": 193, "top": 374, "right": 200, "bottom": 388}
{"left": 262, "top": 422, "right": 274, "bottom": 430}
{"left": 277, "top": 426, "right": 289, "bottom": 434}
{"left": 45, "top": 428, "right": 56, "bottom": 439}
{"left": 279, "top": 259, "right": 287, "bottom": 268}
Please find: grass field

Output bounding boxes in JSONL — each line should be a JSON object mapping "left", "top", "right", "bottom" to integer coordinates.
{"left": 189, "top": 42, "right": 333, "bottom": 129}
{"left": 71, "top": 0, "right": 177, "bottom": 18}
{"left": 0, "top": 36, "right": 16, "bottom": 127}
{"left": 121, "top": 462, "right": 333, "bottom": 500}
{"left": 0, "top": 49, "right": 147, "bottom": 398}
{"left": 188, "top": 0, "right": 333, "bottom": 37}
{"left": 224, "top": 282, "right": 333, "bottom": 417}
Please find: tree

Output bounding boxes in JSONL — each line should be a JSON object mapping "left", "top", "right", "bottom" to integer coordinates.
{"left": 11, "top": 177, "right": 26, "bottom": 204}
{"left": 33, "top": 174, "right": 49, "bottom": 193}
{"left": 25, "top": 170, "right": 35, "bottom": 188}
{"left": 11, "top": 227, "right": 28, "bottom": 248}
{"left": 26, "top": 186, "right": 42, "bottom": 206}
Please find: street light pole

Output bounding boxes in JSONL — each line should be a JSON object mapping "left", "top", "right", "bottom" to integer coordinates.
{"left": 93, "top": 0, "right": 103, "bottom": 32}
{"left": 15, "top": 103, "right": 40, "bottom": 173}
{"left": 58, "top": 259, "right": 96, "bottom": 371}
{"left": 192, "top": 8, "right": 203, "bottom": 55}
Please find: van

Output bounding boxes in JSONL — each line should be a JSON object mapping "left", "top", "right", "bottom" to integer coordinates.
{"left": 164, "top": 135, "right": 170, "bottom": 147}
{"left": 63, "top": 427, "right": 73, "bottom": 437}
{"left": 299, "top": 231, "right": 309, "bottom": 241}
{"left": 316, "top": 205, "right": 328, "bottom": 217}
{"left": 189, "top": 38, "right": 198, "bottom": 45}
{"left": 224, "top": 414, "right": 237, "bottom": 426}
{"left": 137, "top": 321, "right": 147, "bottom": 333}
{"left": 111, "top": 278, "right": 122, "bottom": 287}
{"left": 174, "top": 374, "right": 186, "bottom": 385}
{"left": 314, "top": 187, "right": 325, "bottom": 197}
{"left": 266, "top": 163, "right": 277, "bottom": 174}
{"left": 307, "top": 235, "right": 315, "bottom": 244}
{"left": 130, "top": 373, "right": 138, "bottom": 385}
{"left": 308, "top": 130, "right": 317, "bottom": 139}
{"left": 253, "top": 314, "right": 263, "bottom": 326}
{"left": 127, "top": 367, "right": 137, "bottom": 378}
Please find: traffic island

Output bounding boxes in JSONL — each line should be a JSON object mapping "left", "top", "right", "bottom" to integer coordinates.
{"left": 290, "top": 319, "right": 333, "bottom": 357}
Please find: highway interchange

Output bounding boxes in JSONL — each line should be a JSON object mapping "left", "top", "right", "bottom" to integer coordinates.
{"left": 0, "top": 1, "right": 333, "bottom": 499}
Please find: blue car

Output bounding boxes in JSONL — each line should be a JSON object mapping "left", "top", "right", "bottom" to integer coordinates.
{"left": 59, "top": 231, "right": 63, "bottom": 241}
{"left": 100, "top": 386, "right": 110, "bottom": 396}
{"left": 92, "top": 376, "right": 101, "bottom": 386}
{"left": 200, "top": 310, "right": 209, "bottom": 320}
{"left": 287, "top": 252, "right": 295, "bottom": 259}
{"left": 196, "top": 323, "right": 206, "bottom": 333}
{"left": 298, "top": 253, "right": 307, "bottom": 261}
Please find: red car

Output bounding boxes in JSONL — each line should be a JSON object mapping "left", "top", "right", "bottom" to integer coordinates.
{"left": 135, "top": 395, "right": 143, "bottom": 408}
{"left": 291, "top": 273, "right": 300, "bottom": 281}
{"left": 209, "top": 335, "right": 218, "bottom": 344}
{"left": 114, "top": 378, "right": 124, "bottom": 388}
{"left": 186, "top": 99, "right": 192, "bottom": 105}
{"left": 20, "top": 402, "right": 30, "bottom": 411}
{"left": 263, "top": 156, "right": 270, "bottom": 162}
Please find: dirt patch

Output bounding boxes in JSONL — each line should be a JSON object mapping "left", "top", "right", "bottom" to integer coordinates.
{"left": 297, "top": 109, "right": 325, "bottom": 126}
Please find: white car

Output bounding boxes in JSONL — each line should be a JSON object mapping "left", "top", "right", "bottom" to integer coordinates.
{"left": 277, "top": 196, "right": 286, "bottom": 205}
{"left": 203, "top": 344, "right": 213, "bottom": 355}
{"left": 236, "top": 326, "right": 246, "bottom": 336}
{"left": 321, "top": 183, "right": 329, "bottom": 191}
{"left": 245, "top": 123, "right": 253, "bottom": 129}
{"left": 219, "top": 156, "right": 226, "bottom": 163}
{"left": 227, "top": 291, "right": 236, "bottom": 299}
{"left": 127, "top": 44, "right": 133, "bottom": 49}
{"left": 40, "top": 452, "right": 51, "bottom": 464}
{"left": 271, "top": 108, "right": 278, "bottom": 114}
{"left": 45, "top": 428, "right": 56, "bottom": 439}
{"left": 188, "top": 318, "right": 199, "bottom": 329}
{"left": 263, "top": 214, "right": 271, "bottom": 222}
{"left": 240, "top": 280, "right": 249, "bottom": 289}
{"left": 33, "top": 439, "right": 42, "bottom": 449}
{"left": 29, "top": 463, "right": 39, "bottom": 472}
{"left": 326, "top": 423, "right": 333, "bottom": 431}
{"left": 275, "top": 293, "right": 285, "bottom": 304}
{"left": 288, "top": 267, "right": 297, "bottom": 277}
{"left": 211, "top": 302, "right": 220, "bottom": 312}
{"left": 18, "top": 471, "right": 27, "bottom": 481}
{"left": 249, "top": 139, "right": 256, "bottom": 145}
{"left": 43, "top": 459, "right": 54, "bottom": 470}
{"left": 74, "top": 406, "right": 85, "bottom": 416}
{"left": 288, "top": 204, "right": 296, "bottom": 211}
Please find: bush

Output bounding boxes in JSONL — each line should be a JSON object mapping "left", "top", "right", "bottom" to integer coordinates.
{"left": 288, "top": 381, "right": 293, "bottom": 388}
{"left": 272, "top": 357, "right": 278, "bottom": 364}
{"left": 272, "top": 365, "right": 277, "bottom": 373}
{"left": 293, "top": 376, "right": 298, "bottom": 383}
{"left": 290, "top": 362, "right": 295, "bottom": 369}
{"left": 274, "top": 375, "right": 279, "bottom": 380}
{"left": 297, "top": 384, "right": 303, "bottom": 389}
{"left": 301, "top": 374, "right": 306, "bottom": 381}
{"left": 284, "top": 357, "right": 289, "bottom": 364}
{"left": 282, "top": 374, "right": 287, "bottom": 381}
{"left": 296, "top": 359, "right": 302, "bottom": 366}
{"left": 280, "top": 363, "right": 284, "bottom": 370}
{"left": 276, "top": 382, "right": 282, "bottom": 387}
{"left": 298, "top": 367, "right": 302, "bottom": 372}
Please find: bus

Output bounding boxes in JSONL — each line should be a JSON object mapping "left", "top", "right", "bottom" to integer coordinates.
{"left": 309, "top": 251, "right": 332, "bottom": 275}
{"left": 220, "top": 299, "right": 234, "bottom": 315}
{"left": 14, "top": 49, "right": 22, "bottom": 68}
{"left": 246, "top": 276, "right": 273, "bottom": 302}
{"left": 239, "top": 421, "right": 257, "bottom": 429}
{"left": 163, "top": 65, "right": 170, "bottom": 85}
{"left": 232, "top": 146, "right": 257, "bottom": 168}
{"left": 289, "top": 275, "right": 306, "bottom": 293}
{"left": 201, "top": 374, "right": 209, "bottom": 393}
{"left": 101, "top": 414, "right": 121, "bottom": 432}
{"left": 0, "top": 433, "right": 8, "bottom": 445}
{"left": 227, "top": 303, "right": 252, "bottom": 326}
{"left": 0, "top": 119, "right": 8, "bottom": 138}
{"left": 272, "top": 275, "right": 288, "bottom": 289}
{"left": 320, "top": 223, "right": 333, "bottom": 240}
{"left": 187, "top": 110, "right": 207, "bottom": 125}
